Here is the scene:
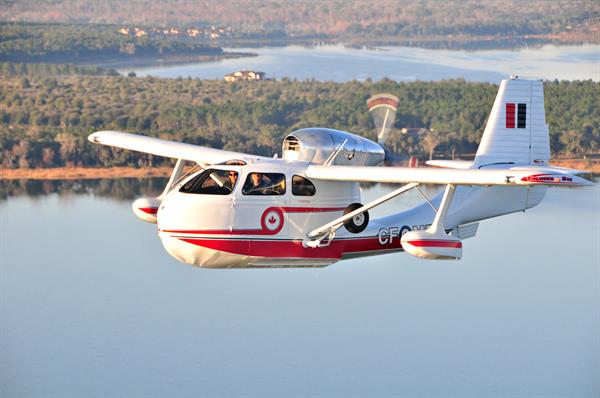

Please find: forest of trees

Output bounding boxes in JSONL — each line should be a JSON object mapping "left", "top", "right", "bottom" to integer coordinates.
{"left": 0, "top": 61, "right": 118, "bottom": 76}
{"left": 1, "top": 0, "right": 598, "bottom": 43}
{"left": 0, "top": 22, "right": 224, "bottom": 63}
{"left": 0, "top": 72, "right": 597, "bottom": 169}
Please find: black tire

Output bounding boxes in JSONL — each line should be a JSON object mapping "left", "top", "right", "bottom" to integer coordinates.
{"left": 343, "top": 203, "right": 369, "bottom": 233}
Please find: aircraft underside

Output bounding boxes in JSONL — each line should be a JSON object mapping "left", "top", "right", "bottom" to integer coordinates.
{"left": 160, "top": 232, "right": 405, "bottom": 268}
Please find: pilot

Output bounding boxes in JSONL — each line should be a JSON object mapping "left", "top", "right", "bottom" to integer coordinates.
{"left": 244, "top": 172, "right": 269, "bottom": 194}
{"left": 224, "top": 171, "right": 238, "bottom": 192}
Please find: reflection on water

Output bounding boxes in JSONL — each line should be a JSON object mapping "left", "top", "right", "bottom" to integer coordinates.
{"left": 0, "top": 179, "right": 442, "bottom": 211}
{"left": 1, "top": 179, "right": 598, "bottom": 397}
{"left": 0, "top": 178, "right": 168, "bottom": 202}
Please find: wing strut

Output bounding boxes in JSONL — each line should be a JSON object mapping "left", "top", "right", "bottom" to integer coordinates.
{"left": 415, "top": 185, "right": 438, "bottom": 212}
{"left": 430, "top": 184, "right": 456, "bottom": 234}
{"left": 304, "top": 182, "right": 419, "bottom": 248}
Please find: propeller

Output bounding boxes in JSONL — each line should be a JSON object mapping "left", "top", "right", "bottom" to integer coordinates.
{"left": 367, "top": 93, "right": 399, "bottom": 146}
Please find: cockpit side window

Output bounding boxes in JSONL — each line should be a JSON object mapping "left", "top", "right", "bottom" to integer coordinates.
{"left": 179, "top": 169, "right": 238, "bottom": 195}
{"left": 292, "top": 175, "right": 316, "bottom": 196}
{"left": 242, "top": 172, "right": 286, "bottom": 195}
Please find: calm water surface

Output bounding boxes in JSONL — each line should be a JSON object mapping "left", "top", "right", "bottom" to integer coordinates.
{"left": 129, "top": 44, "right": 600, "bottom": 82}
{"left": 1, "top": 180, "right": 598, "bottom": 397}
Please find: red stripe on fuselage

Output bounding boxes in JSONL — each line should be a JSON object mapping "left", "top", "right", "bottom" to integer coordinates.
{"left": 404, "top": 239, "right": 462, "bottom": 248}
{"left": 163, "top": 228, "right": 264, "bottom": 235}
{"left": 281, "top": 206, "right": 345, "bottom": 213}
{"left": 178, "top": 237, "right": 401, "bottom": 259}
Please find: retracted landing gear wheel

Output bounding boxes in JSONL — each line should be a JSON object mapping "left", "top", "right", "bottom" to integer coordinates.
{"left": 343, "top": 203, "right": 369, "bottom": 233}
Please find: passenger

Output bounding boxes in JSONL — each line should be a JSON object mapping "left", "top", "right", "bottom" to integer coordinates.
{"left": 244, "top": 172, "right": 269, "bottom": 194}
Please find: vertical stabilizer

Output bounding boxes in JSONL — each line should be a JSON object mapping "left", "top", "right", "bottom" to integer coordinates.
{"left": 473, "top": 77, "right": 550, "bottom": 168}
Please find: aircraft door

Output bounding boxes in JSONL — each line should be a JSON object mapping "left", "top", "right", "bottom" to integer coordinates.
{"left": 162, "top": 168, "right": 238, "bottom": 232}
{"left": 232, "top": 171, "right": 289, "bottom": 257}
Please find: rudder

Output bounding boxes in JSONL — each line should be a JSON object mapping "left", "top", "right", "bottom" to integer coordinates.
{"left": 474, "top": 77, "right": 550, "bottom": 168}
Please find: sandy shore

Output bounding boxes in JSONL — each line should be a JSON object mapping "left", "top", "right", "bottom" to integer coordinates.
{"left": 0, "top": 167, "right": 176, "bottom": 180}
{"left": 1, "top": 160, "right": 598, "bottom": 180}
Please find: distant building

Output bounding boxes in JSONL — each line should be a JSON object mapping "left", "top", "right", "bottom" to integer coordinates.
{"left": 224, "top": 70, "right": 266, "bottom": 82}
{"left": 132, "top": 27, "right": 147, "bottom": 37}
{"left": 401, "top": 127, "right": 431, "bottom": 135}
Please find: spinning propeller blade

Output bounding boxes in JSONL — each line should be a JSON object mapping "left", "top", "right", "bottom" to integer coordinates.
{"left": 367, "top": 93, "right": 399, "bottom": 146}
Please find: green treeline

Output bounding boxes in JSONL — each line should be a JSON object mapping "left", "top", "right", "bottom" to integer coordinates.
{"left": 0, "top": 22, "right": 223, "bottom": 63}
{"left": 0, "top": 62, "right": 118, "bottom": 76}
{"left": 0, "top": 75, "right": 598, "bottom": 168}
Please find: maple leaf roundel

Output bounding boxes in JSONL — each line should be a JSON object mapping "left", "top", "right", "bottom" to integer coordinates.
{"left": 261, "top": 207, "right": 284, "bottom": 234}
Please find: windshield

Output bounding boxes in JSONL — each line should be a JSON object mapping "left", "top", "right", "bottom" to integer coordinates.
{"left": 179, "top": 169, "right": 239, "bottom": 195}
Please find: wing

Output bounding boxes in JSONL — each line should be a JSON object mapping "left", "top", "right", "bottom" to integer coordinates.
{"left": 88, "top": 130, "right": 267, "bottom": 164}
{"left": 305, "top": 164, "right": 592, "bottom": 186}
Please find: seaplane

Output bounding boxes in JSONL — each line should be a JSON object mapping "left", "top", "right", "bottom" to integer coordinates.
{"left": 89, "top": 77, "right": 592, "bottom": 268}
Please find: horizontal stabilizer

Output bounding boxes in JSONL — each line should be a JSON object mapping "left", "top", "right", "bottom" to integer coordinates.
{"left": 426, "top": 160, "right": 473, "bottom": 169}
{"left": 449, "top": 222, "right": 479, "bottom": 240}
{"left": 88, "top": 130, "right": 265, "bottom": 164}
{"left": 305, "top": 164, "right": 592, "bottom": 187}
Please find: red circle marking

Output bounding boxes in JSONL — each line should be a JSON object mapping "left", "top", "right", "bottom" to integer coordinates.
{"left": 260, "top": 207, "right": 284, "bottom": 235}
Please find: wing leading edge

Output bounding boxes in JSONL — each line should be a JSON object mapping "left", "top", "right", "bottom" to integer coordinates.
{"left": 305, "top": 165, "right": 592, "bottom": 187}
{"left": 88, "top": 130, "right": 266, "bottom": 164}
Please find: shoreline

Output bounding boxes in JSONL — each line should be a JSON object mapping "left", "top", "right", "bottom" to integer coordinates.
{"left": 0, "top": 167, "right": 175, "bottom": 180}
{"left": 2, "top": 160, "right": 598, "bottom": 180}
{"left": 99, "top": 51, "right": 256, "bottom": 70}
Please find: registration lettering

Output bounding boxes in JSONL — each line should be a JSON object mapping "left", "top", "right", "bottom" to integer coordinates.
{"left": 377, "top": 224, "right": 430, "bottom": 245}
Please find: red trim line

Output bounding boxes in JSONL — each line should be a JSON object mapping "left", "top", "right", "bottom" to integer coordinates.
{"left": 404, "top": 239, "right": 462, "bottom": 248}
{"left": 138, "top": 207, "right": 158, "bottom": 215}
{"left": 165, "top": 228, "right": 263, "bottom": 235}
{"left": 281, "top": 206, "right": 345, "bottom": 213}
{"left": 178, "top": 236, "right": 400, "bottom": 258}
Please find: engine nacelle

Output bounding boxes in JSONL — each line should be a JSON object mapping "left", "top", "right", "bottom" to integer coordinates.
{"left": 282, "top": 128, "right": 384, "bottom": 166}
{"left": 132, "top": 197, "right": 162, "bottom": 224}
{"left": 401, "top": 229, "right": 462, "bottom": 260}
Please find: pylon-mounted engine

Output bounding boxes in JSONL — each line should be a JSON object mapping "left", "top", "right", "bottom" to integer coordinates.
{"left": 282, "top": 128, "right": 385, "bottom": 166}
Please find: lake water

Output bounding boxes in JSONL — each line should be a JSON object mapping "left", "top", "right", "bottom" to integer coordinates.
{"left": 128, "top": 44, "right": 600, "bottom": 82}
{"left": 1, "top": 179, "right": 598, "bottom": 397}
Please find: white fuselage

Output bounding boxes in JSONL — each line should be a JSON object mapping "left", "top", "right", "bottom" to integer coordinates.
{"left": 152, "top": 158, "right": 545, "bottom": 268}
